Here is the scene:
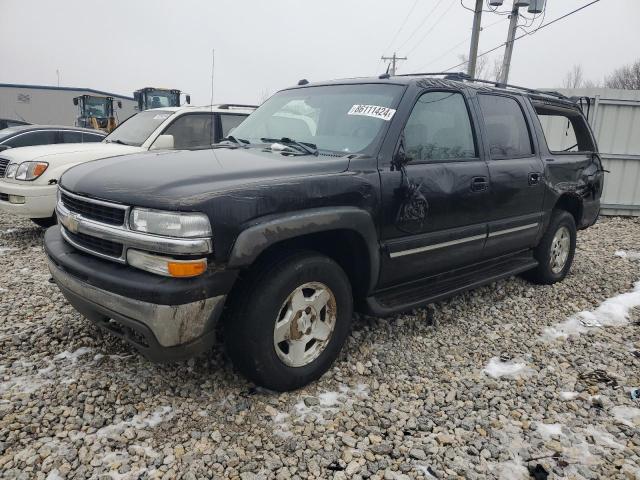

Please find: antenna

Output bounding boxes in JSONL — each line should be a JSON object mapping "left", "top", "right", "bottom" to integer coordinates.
{"left": 210, "top": 49, "right": 215, "bottom": 106}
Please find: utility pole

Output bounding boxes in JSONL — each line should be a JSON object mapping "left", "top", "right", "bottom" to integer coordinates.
{"left": 467, "top": 0, "right": 484, "bottom": 78}
{"left": 381, "top": 52, "right": 407, "bottom": 76}
{"left": 499, "top": 3, "right": 520, "bottom": 84}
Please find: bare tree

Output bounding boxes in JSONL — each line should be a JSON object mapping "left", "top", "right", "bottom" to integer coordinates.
{"left": 563, "top": 64, "right": 584, "bottom": 89}
{"left": 458, "top": 54, "right": 489, "bottom": 79}
{"left": 605, "top": 59, "right": 640, "bottom": 89}
{"left": 490, "top": 58, "right": 503, "bottom": 83}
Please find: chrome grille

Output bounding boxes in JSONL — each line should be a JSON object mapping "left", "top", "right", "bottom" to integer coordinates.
{"left": 0, "top": 158, "right": 8, "bottom": 178}
{"left": 64, "top": 230, "right": 124, "bottom": 258}
{"left": 61, "top": 191, "right": 125, "bottom": 226}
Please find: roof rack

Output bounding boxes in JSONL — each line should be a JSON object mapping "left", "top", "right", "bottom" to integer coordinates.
{"left": 395, "top": 72, "right": 569, "bottom": 101}
{"left": 217, "top": 104, "right": 259, "bottom": 110}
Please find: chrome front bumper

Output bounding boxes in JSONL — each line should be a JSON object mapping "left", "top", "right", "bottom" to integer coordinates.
{"left": 48, "top": 257, "right": 226, "bottom": 360}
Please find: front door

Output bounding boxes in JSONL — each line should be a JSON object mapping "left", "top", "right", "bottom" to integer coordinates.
{"left": 378, "top": 89, "right": 491, "bottom": 287}
{"left": 474, "top": 93, "right": 546, "bottom": 259}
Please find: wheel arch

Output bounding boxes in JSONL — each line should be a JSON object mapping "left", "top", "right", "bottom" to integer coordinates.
{"left": 553, "top": 193, "right": 583, "bottom": 226}
{"left": 227, "top": 207, "right": 380, "bottom": 296}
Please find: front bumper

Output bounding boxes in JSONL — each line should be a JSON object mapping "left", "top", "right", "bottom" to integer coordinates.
{"left": 45, "top": 226, "right": 238, "bottom": 361}
{"left": 0, "top": 181, "right": 56, "bottom": 218}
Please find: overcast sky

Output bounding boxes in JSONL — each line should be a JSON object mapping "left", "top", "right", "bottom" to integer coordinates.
{"left": 1, "top": 0, "right": 638, "bottom": 104}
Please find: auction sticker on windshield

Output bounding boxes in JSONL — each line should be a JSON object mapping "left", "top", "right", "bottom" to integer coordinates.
{"left": 348, "top": 105, "right": 396, "bottom": 121}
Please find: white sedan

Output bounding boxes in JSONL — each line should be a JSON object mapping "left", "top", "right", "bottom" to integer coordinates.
{"left": 0, "top": 104, "right": 254, "bottom": 227}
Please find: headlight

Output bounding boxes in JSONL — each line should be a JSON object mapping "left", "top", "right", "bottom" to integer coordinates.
{"left": 5, "top": 163, "right": 18, "bottom": 179}
{"left": 14, "top": 162, "right": 49, "bottom": 181}
{"left": 129, "top": 208, "right": 212, "bottom": 238}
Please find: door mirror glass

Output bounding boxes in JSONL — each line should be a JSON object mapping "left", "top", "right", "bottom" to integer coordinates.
{"left": 151, "top": 134, "right": 175, "bottom": 150}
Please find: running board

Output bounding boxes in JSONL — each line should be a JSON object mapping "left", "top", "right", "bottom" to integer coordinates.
{"left": 364, "top": 251, "right": 538, "bottom": 317}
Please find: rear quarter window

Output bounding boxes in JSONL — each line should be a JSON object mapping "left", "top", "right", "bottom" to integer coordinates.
{"left": 535, "top": 104, "right": 595, "bottom": 153}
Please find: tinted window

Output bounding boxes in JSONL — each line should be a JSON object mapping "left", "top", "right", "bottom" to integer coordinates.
{"left": 5, "top": 130, "right": 57, "bottom": 148}
{"left": 220, "top": 114, "right": 246, "bottom": 138}
{"left": 478, "top": 95, "right": 533, "bottom": 158}
{"left": 161, "top": 114, "right": 214, "bottom": 149}
{"left": 404, "top": 91, "right": 476, "bottom": 161}
{"left": 60, "top": 131, "right": 104, "bottom": 143}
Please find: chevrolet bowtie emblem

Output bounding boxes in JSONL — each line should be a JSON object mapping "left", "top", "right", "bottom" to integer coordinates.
{"left": 66, "top": 213, "right": 80, "bottom": 234}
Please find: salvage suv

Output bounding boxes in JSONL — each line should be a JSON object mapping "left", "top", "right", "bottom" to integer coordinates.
{"left": 45, "top": 75, "right": 604, "bottom": 391}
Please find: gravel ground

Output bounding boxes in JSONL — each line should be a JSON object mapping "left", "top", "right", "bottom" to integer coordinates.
{"left": 1, "top": 213, "right": 639, "bottom": 480}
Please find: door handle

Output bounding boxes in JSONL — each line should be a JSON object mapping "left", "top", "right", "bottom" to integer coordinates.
{"left": 470, "top": 176, "right": 488, "bottom": 192}
{"left": 528, "top": 172, "right": 542, "bottom": 186}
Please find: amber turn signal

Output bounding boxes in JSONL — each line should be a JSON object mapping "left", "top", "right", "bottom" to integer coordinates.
{"left": 167, "top": 260, "right": 207, "bottom": 278}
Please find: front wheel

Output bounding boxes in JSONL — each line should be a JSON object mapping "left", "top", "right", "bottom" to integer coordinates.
{"left": 524, "top": 210, "right": 576, "bottom": 284}
{"left": 224, "top": 251, "right": 353, "bottom": 391}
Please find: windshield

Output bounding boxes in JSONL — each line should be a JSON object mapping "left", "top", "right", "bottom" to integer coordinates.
{"left": 230, "top": 84, "right": 404, "bottom": 154}
{"left": 85, "top": 97, "right": 108, "bottom": 118}
{"left": 145, "top": 90, "right": 179, "bottom": 109}
{"left": 104, "top": 110, "right": 173, "bottom": 146}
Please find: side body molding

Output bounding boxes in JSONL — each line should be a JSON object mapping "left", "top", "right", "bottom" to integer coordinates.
{"left": 228, "top": 207, "right": 380, "bottom": 292}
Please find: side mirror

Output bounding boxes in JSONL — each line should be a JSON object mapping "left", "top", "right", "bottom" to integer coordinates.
{"left": 117, "top": 101, "right": 122, "bottom": 109}
{"left": 151, "top": 134, "right": 174, "bottom": 150}
{"left": 73, "top": 98, "right": 78, "bottom": 106}
{"left": 185, "top": 95, "right": 191, "bottom": 104}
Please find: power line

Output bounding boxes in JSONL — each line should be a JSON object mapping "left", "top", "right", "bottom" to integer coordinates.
{"left": 405, "top": 0, "right": 457, "bottom": 56}
{"left": 383, "top": 0, "right": 420, "bottom": 54}
{"left": 396, "top": 0, "right": 447, "bottom": 53}
{"left": 443, "top": 0, "right": 601, "bottom": 73}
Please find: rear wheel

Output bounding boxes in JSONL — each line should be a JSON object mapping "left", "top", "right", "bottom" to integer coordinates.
{"left": 31, "top": 215, "right": 57, "bottom": 229}
{"left": 524, "top": 210, "right": 576, "bottom": 284}
{"left": 224, "top": 251, "right": 353, "bottom": 391}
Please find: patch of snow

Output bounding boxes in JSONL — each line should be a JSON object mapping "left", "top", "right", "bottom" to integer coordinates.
{"left": 542, "top": 281, "right": 640, "bottom": 341}
{"left": 483, "top": 357, "right": 532, "bottom": 379}
{"left": 584, "top": 426, "right": 625, "bottom": 450}
{"left": 492, "top": 459, "right": 529, "bottom": 480}
{"left": 54, "top": 347, "right": 93, "bottom": 363}
{"left": 415, "top": 465, "right": 438, "bottom": 478}
{"left": 97, "top": 406, "right": 173, "bottom": 438}
{"left": 611, "top": 406, "right": 640, "bottom": 428}
{"left": 0, "top": 247, "right": 14, "bottom": 255}
{"left": 536, "top": 422, "right": 564, "bottom": 440}
{"left": 615, "top": 250, "right": 640, "bottom": 260}
{"left": 560, "top": 391, "right": 579, "bottom": 400}
{"left": 318, "top": 391, "right": 340, "bottom": 407}
{"left": 46, "top": 470, "right": 63, "bottom": 480}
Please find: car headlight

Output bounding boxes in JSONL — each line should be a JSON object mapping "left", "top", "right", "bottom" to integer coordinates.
{"left": 129, "top": 208, "right": 212, "bottom": 238}
{"left": 5, "top": 163, "right": 18, "bottom": 179}
{"left": 13, "top": 161, "right": 49, "bottom": 181}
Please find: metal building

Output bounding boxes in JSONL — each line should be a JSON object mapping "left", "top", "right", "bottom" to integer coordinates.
{"left": 542, "top": 88, "right": 640, "bottom": 217}
{"left": 0, "top": 83, "right": 137, "bottom": 127}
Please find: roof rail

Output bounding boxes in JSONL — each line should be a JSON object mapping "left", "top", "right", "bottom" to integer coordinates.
{"left": 217, "top": 104, "right": 259, "bottom": 110}
{"left": 395, "top": 72, "right": 569, "bottom": 101}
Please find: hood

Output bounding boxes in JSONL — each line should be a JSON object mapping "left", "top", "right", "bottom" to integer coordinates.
{"left": 60, "top": 147, "right": 350, "bottom": 210}
{"left": 0, "top": 142, "right": 141, "bottom": 163}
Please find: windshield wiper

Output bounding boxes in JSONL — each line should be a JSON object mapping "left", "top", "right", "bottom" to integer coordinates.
{"left": 223, "top": 135, "right": 250, "bottom": 145}
{"left": 261, "top": 137, "right": 318, "bottom": 156}
{"left": 105, "top": 139, "right": 130, "bottom": 146}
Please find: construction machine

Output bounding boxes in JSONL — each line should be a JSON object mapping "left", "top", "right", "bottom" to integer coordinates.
{"left": 73, "top": 95, "right": 121, "bottom": 133}
{"left": 133, "top": 87, "right": 191, "bottom": 111}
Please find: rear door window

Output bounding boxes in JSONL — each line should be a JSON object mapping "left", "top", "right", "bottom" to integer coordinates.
{"left": 60, "top": 131, "right": 104, "bottom": 143}
{"left": 478, "top": 95, "right": 534, "bottom": 158}
{"left": 219, "top": 114, "right": 247, "bottom": 138}
{"left": 5, "top": 130, "right": 57, "bottom": 148}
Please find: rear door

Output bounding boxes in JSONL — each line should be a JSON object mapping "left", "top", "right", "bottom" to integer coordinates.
{"left": 475, "top": 93, "right": 545, "bottom": 258}
{"left": 378, "top": 87, "right": 491, "bottom": 286}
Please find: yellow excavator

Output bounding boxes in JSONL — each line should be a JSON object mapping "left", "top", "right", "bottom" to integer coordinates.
{"left": 133, "top": 87, "right": 190, "bottom": 111}
{"left": 73, "top": 95, "right": 121, "bottom": 133}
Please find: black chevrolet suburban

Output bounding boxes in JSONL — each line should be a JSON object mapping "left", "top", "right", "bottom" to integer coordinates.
{"left": 44, "top": 75, "right": 604, "bottom": 391}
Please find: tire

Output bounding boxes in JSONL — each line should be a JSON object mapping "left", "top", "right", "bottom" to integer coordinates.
{"left": 31, "top": 215, "right": 57, "bottom": 229}
{"left": 224, "top": 250, "right": 353, "bottom": 392}
{"left": 524, "top": 210, "right": 576, "bottom": 285}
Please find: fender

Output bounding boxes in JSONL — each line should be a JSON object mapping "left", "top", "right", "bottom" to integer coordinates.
{"left": 227, "top": 207, "right": 380, "bottom": 291}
